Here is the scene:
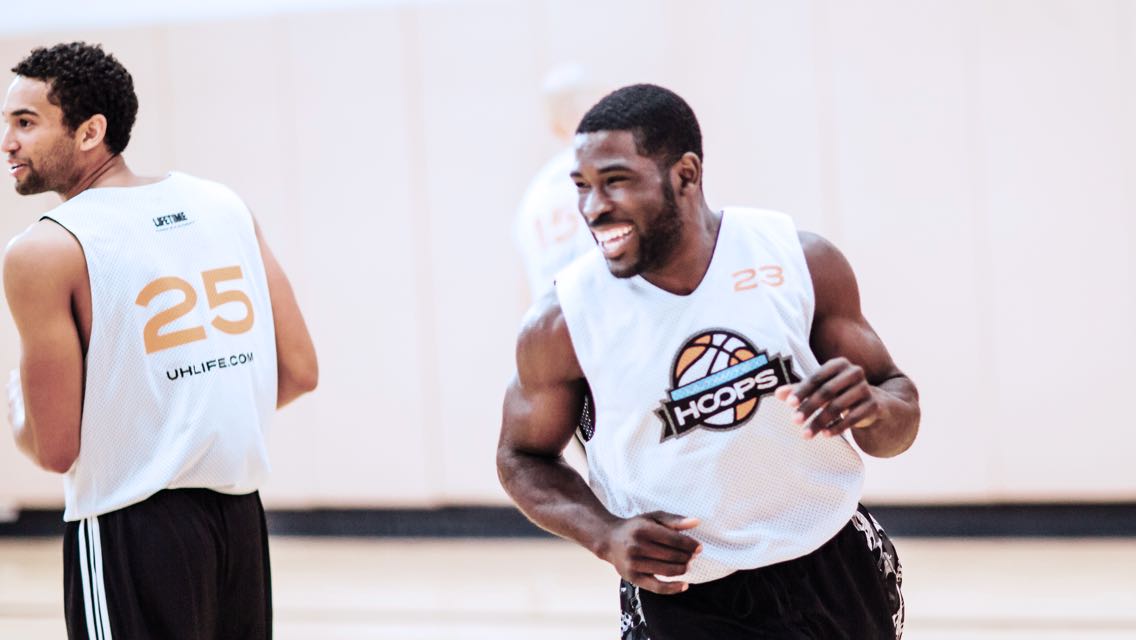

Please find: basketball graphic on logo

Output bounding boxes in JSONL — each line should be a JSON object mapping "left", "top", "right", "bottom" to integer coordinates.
{"left": 671, "top": 331, "right": 759, "bottom": 427}
{"left": 657, "top": 329, "right": 798, "bottom": 440}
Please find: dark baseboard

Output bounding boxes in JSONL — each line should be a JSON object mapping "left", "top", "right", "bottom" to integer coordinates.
{"left": 866, "top": 503, "right": 1136, "bottom": 537}
{"left": 2, "top": 503, "right": 1134, "bottom": 538}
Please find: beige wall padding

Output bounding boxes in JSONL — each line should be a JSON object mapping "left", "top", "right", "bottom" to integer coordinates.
{"left": 1, "top": 0, "right": 1134, "bottom": 509}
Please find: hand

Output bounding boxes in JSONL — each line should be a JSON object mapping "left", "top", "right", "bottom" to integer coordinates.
{"left": 7, "top": 369, "right": 25, "bottom": 431}
{"left": 7, "top": 368, "right": 36, "bottom": 460}
{"left": 775, "top": 357, "right": 880, "bottom": 439}
{"left": 599, "top": 511, "right": 701, "bottom": 595}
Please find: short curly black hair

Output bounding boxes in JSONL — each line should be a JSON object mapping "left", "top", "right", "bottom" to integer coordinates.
{"left": 12, "top": 42, "right": 138, "bottom": 155}
{"left": 576, "top": 84, "right": 702, "bottom": 170}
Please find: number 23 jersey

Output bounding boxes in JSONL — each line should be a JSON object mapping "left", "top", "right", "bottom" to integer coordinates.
{"left": 556, "top": 208, "right": 865, "bottom": 583}
{"left": 43, "top": 172, "right": 277, "bottom": 521}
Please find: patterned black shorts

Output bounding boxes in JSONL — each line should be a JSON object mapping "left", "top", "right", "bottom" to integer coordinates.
{"left": 620, "top": 504, "right": 903, "bottom": 640}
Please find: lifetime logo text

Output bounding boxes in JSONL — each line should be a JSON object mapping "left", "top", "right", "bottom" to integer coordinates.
{"left": 153, "top": 212, "right": 191, "bottom": 230}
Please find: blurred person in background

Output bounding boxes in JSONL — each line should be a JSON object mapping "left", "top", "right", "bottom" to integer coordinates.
{"left": 514, "top": 63, "right": 607, "bottom": 475}
{"left": 514, "top": 63, "right": 602, "bottom": 300}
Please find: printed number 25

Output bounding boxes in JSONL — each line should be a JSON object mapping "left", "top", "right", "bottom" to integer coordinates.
{"left": 136, "top": 266, "right": 254, "bottom": 354}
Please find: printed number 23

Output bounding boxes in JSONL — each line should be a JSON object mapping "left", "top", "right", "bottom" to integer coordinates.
{"left": 136, "top": 266, "right": 254, "bottom": 354}
{"left": 733, "top": 265, "right": 785, "bottom": 291}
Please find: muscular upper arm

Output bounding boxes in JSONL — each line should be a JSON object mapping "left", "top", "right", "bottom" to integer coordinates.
{"left": 499, "top": 292, "right": 586, "bottom": 458}
{"left": 3, "top": 222, "right": 86, "bottom": 473}
{"left": 801, "top": 231, "right": 904, "bottom": 386}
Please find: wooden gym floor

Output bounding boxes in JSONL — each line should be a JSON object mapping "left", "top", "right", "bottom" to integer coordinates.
{"left": 1, "top": 536, "right": 1133, "bottom": 639}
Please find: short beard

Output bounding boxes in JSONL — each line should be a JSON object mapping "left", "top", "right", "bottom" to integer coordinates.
{"left": 14, "top": 168, "right": 50, "bottom": 195}
{"left": 13, "top": 136, "right": 78, "bottom": 196}
{"left": 613, "top": 179, "right": 683, "bottom": 279}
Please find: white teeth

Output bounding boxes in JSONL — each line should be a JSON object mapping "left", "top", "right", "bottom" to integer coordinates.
{"left": 595, "top": 225, "right": 633, "bottom": 244}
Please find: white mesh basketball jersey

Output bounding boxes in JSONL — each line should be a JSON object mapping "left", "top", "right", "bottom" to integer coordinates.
{"left": 556, "top": 208, "right": 864, "bottom": 583}
{"left": 43, "top": 172, "right": 278, "bottom": 522}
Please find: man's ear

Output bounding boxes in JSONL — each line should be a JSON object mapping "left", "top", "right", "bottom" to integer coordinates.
{"left": 75, "top": 114, "right": 108, "bottom": 152}
{"left": 674, "top": 151, "right": 702, "bottom": 194}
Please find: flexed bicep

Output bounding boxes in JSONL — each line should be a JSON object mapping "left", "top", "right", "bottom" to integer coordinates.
{"left": 500, "top": 290, "right": 588, "bottom": 459}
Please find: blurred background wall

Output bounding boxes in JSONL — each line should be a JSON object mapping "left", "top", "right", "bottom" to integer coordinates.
{"left": 0, "top": 0, "right": 1133, "bottom": 512}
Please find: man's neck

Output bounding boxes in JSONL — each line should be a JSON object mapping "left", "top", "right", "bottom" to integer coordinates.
{"left": 60, "top": 154, "right": 139, "bottom": 202}
{"left": 641, "top": 203, "right": 722, "bottom": 296}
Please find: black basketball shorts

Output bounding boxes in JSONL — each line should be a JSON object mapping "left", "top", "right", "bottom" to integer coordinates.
{"left": 63, "top": 488, "right": 272, "bottom": 640}
{"left": 620, "top": 504, "right": 904, "bottom": 640}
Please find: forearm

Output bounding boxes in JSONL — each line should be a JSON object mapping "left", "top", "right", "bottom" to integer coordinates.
{"left": 275, "top": 331, "right": 318, "bottom": 409}
{"left": 497, "top": 448, "right": 620, "bottom": 557}
{"left": 277, "top": 366, "right": 317, "bottom": 408}
{"left": 852, "top": 375, "right": 920, "bottom": 458}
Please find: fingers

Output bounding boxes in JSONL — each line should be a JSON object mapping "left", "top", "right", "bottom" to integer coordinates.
{"left": 790, "top": 359, "right": 860, "bottom": 420}
{"left": 620, "top": 537, "right": 696, "bottom": 590}
{"left": 647, "top": 511, "right": 700, "bottom": 530}
{"left": 629, "top": 556, "right": 690, "bottom": 578}
{"left": 636, "top": 539, "right": 701, "bottom": 565}
{"left": 669, "top": 517, "right": 700, "bottom": 531}
{"left": 780, "top": 358, "right": 849, "bottom": 409}
{"left": 7, "top": 368, "right": 25, "bottom": 429}
{"left": 841, "top": 400, "right": 880, "bottom": 430}
{"left": 621, "top": 532, "right": 699, "bottom": 565}
{"left": 610, "top": 513, "right": 702, "bottom": 595}
{"left": 632, "top": 572, "right": 689, "bottom": 595}
{"left": 803, "top": 378, "right": 869, "bottom": 439}
{"left": 780, "top": 358, "right": 880, "bottom": 438}
{"left": 625, "top": 513, "right": 701, "bottom": 570}
{"left": 642, "top": 512, "right": 703, "bottom": 554}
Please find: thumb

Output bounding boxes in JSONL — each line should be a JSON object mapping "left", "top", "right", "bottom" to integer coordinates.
{"left": 647, "top": 511, "right": 700, "bottom": 531}
{"left": 774, "top": 384, "right": 795, "bottom": 402}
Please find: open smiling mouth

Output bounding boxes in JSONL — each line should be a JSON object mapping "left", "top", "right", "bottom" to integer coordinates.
{"left": 593, "top": 224, "right": 634, "bottom": 256}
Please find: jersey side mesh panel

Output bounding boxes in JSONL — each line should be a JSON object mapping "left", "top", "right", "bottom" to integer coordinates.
{"left": 577, "top": 385, "right": 595, "bottom": 442}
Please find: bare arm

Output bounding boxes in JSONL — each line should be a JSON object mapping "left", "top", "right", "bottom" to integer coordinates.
{"left": 2, "top": 223, "right": 86, "bottom": 473}
{"left": 497, "top": 293, "right": 700, "bottom": 594}
{"left": 253, "top": 218, "right": 318, "bottom": 408}
{"left": 776, "top": 231, "right": 920, "bottom": 458}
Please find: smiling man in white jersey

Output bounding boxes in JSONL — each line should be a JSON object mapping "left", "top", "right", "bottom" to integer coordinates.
{"left": 2, "top": 42, "right": 318, "bottom": 639}
{"left": 497, "top": 84, "right": 919, "bottom": 639}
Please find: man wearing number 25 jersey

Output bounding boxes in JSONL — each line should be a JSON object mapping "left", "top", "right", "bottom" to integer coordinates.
{"left": 2, "top": 43, "right": 318, "bottom": 639}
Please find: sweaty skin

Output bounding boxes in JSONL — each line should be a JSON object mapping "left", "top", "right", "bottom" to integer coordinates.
{"left": 497, "top": 130, "right": 919, "bottom": 595}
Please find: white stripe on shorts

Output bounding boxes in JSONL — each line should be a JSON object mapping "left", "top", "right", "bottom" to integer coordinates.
{"left": 78, "top": 517, "right": 114, "bottom": 640}
{"left": 77, "top": 519, "right": 97, "bottom": 638}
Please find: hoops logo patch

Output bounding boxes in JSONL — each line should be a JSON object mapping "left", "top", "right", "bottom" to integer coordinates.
{"left": 656, "top": 329, "right": 800, "bottom": 441}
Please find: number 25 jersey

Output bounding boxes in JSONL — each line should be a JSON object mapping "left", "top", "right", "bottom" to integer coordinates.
{"left": 43, "top": 172, "right": 278, "bottom": 521}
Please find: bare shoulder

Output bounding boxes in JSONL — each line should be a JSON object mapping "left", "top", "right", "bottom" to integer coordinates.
{"left": 515, "top": 289, "right": 584, "bottom": 387}
{"left": 3, "top": 220, "right": 85, "bottom": 299}
{"left": 797, "top": 230, "right": 853, "bottom": 277}
{"left": 797, "top": 230, "right": 860, "bottom": 315}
